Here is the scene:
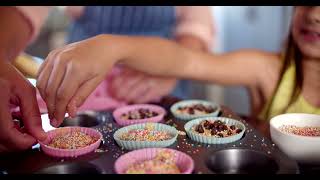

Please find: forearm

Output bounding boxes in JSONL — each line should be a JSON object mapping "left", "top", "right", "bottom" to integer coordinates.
{"left": 114, "top": 35, "right": 264, "bottom": 87}
{"left": 0, "top": 7, "right": 32, "bottom": 62}
{"left": 176, "top": 34, "right": 208, "bottom": 52}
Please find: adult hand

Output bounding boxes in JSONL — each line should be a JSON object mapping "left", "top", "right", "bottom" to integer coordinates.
{"left": 109, "top": 67, "right": 177, "bottom": 104}
{"left": 0, "top": 61, "right": 46, "bottom": 153}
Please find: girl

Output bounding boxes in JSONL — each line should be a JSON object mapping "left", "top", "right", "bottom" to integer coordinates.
{"left": 37, "top": 6, "right": 320, "bottom": 127}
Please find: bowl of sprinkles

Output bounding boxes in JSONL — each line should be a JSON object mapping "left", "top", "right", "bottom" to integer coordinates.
{"left": 270, "top": 113, "right": 320, "bottom": 164}
{"left": 184, "top": 117, "right": 245, "bottom": 144}
{"left": 114, "top": 148, "right": 194, "bottom": 174}
{"left": 113, "top": 104, "right": 166, "bottom": 126}
{"left": 170, "top": 100, "right": 220, "bottom": 121}
{"left": 113, "top": 123, "right": 178, "bottom": 150}
{"left": 39, "top": 127, "right": 102, "bottom": 158}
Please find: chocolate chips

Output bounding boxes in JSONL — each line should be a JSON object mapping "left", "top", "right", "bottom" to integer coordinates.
{"left": 194, "top": 119, "right": 243, "bottom": 138}
{"left": 236, "top": 129, "right": 243, "bottom": 134}
{"left": 121, "top": 108, "right": 159, "bottom": 120}
{"left": 196, "top": 125, "right": 204, "bottom": 133}
{"left": 177, "top": 104, "right": 217, "bottom": 115}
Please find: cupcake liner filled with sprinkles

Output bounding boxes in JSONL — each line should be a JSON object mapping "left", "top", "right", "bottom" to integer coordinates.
{"left": 170, "top": 100, "right": 220, "bottom": 121}
{"left": 113, "top": 123, "right": 178, "bottom": 150}
{"left": 113, "top": 104, "right": 166, "bottom": 126}
{"left": 184, "top": 117, "right": 245, "bottom": 144}
{"left": 114, "top": 148, "right": 194, "bottom": 174}
{"left": 39, "top": 127, "right": 102, "bottom": 158}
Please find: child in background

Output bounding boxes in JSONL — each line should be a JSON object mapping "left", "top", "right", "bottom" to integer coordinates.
{"left": 37, "top": 6, "right": 320, "bottom": 125}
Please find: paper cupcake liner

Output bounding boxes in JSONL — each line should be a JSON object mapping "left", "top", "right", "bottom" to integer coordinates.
{"left": 113, "top": 123, "right": 178, "bottom": 150}
{"left": 184, "top": 117, "right": 245, "bottom": 144}
{"left": 113, "top": 104, "right": 166, "bottom": 126}
{"left": 114, "top": 148, "right": 194, "bottom": 174}
{"left": 39, "top": 127, "right": 102, "bottom": 158}
{"left": 170, "top": 99, "right": 221, "bottom": 121}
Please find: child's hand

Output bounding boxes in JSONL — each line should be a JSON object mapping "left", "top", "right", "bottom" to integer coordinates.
{"left": 36, "top": 35, "right": 124, "bottom": 127}
{"left": 109, "top": 67, "right": 177, "bottom": 103}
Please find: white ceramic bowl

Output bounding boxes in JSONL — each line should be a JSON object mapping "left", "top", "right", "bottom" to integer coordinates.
{"left": 270, "top": 113, "right": 320, "bottom": 165}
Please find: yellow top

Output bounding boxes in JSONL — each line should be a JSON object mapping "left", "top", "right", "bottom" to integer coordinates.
{"left": 259, "top": 55, "right": 320, "bottom": 121}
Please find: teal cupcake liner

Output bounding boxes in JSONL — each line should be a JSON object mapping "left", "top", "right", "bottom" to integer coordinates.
{"left": 170, "top": 100, "right": 221, "bottom": 121}
{"left": 184, "top": 117, "right": 245, "bottom": 144}
{"left": 113, "top": 123, "right": 178, "bottom": 150}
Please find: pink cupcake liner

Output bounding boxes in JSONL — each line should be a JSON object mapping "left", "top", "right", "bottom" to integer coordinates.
{"left": 39, "top": 127, "right": 102, "bottom": 158}
{"left": 113, "top": 104, "right": 166, "bottom": 126}
{"left": 114, "top": 148, "right": 194, "bottom": 174}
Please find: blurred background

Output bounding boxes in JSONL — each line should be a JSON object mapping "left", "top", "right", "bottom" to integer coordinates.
{"left": 24, "top": 6, "right": 293, "bottom": 116}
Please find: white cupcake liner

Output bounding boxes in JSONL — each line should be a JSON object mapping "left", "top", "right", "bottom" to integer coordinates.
{"left": 113, "top": 123, "right": 178, "bottom": 150}
{"left": 170, "top": 99, "right": 220, "bottom": 121}
{"left": 184, "top": 117, "right": 245, "bottom": 144}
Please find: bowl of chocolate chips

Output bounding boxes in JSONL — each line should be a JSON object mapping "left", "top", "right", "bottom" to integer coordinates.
{"left": 170, "top": 100, "right": 220, "bottom": 121}
{"left": 184, "top": 117, "right": 245, "bottom": 144}
{"left": 113, "top": 104, "right": 166, "bottom": 126}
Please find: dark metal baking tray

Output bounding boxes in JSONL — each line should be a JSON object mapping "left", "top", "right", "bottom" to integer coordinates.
{"left": 0, "top": 101, "right": 299, "bottom": 174}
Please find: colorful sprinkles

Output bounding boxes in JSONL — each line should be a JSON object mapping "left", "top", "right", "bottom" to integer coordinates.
{"left": 48, "top": 131, "right": 98, "bottom": 149}
{"left": 120, "top": 129, "right": 173, "bottom": 141}
{"left": 125, "top": 150, "right": 181, "bottom": 174}
{"left": 279, "top": 125, "right": 320, "bottom": 137}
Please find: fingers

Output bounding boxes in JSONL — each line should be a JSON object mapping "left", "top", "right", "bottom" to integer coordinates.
{"left": 36, "top": 57, "right": 49, "bottom": 79}
{"left": 135, "top": 88, "right": 158, "bottom": 104}
{"left": 49, "top": 63, "right": 81, "bottom": 127}
{"left": 36, "top": 52, "right": 56, "bottom": 119}
{"left": 0, "top": 84, "right": 36, "bottom": 152}
{"left": 44, "top": 53, "right": 68, "bottom": 123}
{"left": 15, "top": 81, "right": 47, "bottom": 141}
{"left": 111, "top": 70, "right": 145, "bottom": 101}
{"left": 124, "top": 77, "right": 150, "bottom": 103}
{"left": 6, "top": 127, "right": 37, "bottom": 151}
{"left": 67, "top": 76, "right": 105, "bottom": 117}
{"left": 108, "top": 68, "right": 130, "bottom": 97}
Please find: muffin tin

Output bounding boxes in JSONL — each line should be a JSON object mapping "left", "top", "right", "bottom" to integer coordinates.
{"left": 0, "top": 100, "right": 299, "bottom": 174}
{"left": 35, "top": 162, "right": 104, "bottom": 174}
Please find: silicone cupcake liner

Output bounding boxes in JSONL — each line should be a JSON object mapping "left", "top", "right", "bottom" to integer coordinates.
{"left": 170, "top": 99, "right": 221, "bottom": 121}
{"left": 113, "top": 123, "right": 178, "bottom": 150}
{"left": 114, "top": 148, "right": 194, "bottom": 174}
{"left": 184, "top": 117, "right": 246, "bottom": 144}
{"left": 113, "top": 104, "right": 166, "bottom": 126}
{"left": 39, "top": 127, "right": 102, "bottom": 158}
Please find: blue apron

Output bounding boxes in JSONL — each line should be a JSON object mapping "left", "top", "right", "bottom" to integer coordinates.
{"left": 68, "top": 6, "right": 191, "bottom": 99}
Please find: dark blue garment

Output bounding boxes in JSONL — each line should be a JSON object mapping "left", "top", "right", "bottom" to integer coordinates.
{"left": 68, "top": 6, "right": 192, "bottom": 99}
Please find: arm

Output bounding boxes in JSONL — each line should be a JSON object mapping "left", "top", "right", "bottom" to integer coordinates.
{"left": 0, "top": 7, "right": 32, "bottom": 62}
{"left": 107, "top": 6, "right": 214, "bottom": 103}
{"left": 36, "top": 34, "right": 273, "bottom": 125}
{"left": 119, "top": 36, "right": 270, "bottom": 87}
{"left": 0, "top": 6, "right": 49, "bottom": 153}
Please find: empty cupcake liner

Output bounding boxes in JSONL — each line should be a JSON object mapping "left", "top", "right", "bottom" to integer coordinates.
{"left": 113, "top": 104, "right": 166, "bottom": 126}
{"left": 170, "top": 99, "right": 221, "bottom": 121}
{"left": 114, "top": 148, "right": 194, "bottom": 174}
{"left": 113, "top": 123, "right": 178, "bottom": 150}
{"left": 184, "top": 117, "right": 246, "bottom": 144}
{"left": 39, "top": 127, "right": 102, "bottom": 158}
